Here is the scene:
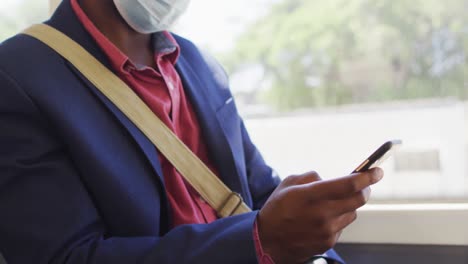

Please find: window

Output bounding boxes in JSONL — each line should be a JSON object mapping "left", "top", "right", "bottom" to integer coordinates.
{"left": 0, "top": 0, "right": 49, "bottom": 42}
{"left": 1, "top": 0, "right": 466, "bottom": 246}
{"left": 174, "top": 0, "right": 468, "bottom": 203}
{"left": 175, "top": 1, "right": 467, "bottom": 245}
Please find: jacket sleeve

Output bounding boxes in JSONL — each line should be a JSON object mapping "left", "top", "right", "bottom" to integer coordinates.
{"left": 0, "top": 68, "right": 260, "bottom": 264}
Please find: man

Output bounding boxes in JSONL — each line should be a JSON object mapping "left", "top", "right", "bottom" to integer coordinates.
{"left": 0, "top": 0, "right": 383, "bottom": 263}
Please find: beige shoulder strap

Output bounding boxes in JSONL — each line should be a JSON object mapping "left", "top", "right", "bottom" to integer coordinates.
{"left": 23, "top": 24, "right": 251, "bottom": 218}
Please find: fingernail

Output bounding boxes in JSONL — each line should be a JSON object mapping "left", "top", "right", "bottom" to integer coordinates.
{"left": 372, "top": 169, "right": 384, "bottom": 183}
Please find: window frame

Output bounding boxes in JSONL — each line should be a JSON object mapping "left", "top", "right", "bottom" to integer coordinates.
{"left": 340, "top": 203, "right": 468, "bottom": 245}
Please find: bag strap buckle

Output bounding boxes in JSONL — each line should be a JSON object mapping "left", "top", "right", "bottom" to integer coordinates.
{"left": 218, "top": 192, "right": 244, "bottom": 218}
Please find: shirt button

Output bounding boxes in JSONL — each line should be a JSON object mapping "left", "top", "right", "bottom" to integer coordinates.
{"left": 167, "top": 82, "right": 175, "bottom": 91}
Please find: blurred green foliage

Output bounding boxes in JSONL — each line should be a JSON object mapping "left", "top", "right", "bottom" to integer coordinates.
{"left": 223, "top": 0, "right": 468, "bottom": 111}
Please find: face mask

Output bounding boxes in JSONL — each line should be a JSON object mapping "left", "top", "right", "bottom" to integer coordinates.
{"left": 113, "top": 0, "right": 190, "bottom": 34}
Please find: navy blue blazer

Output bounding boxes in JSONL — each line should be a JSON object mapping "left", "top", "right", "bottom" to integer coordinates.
{"left": 0, "top": 1, "right": 342, "bottom": 263}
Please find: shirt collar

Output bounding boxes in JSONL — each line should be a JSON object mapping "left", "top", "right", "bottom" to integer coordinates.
{"left": 70, "top": 0, "right": 180, "bottom": 73}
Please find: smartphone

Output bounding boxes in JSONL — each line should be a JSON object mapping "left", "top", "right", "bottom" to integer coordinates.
{"left": 352, "top": 140, "right": 402, "bottom": 173}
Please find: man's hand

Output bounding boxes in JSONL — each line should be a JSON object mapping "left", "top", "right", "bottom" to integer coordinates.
{"left": 257, "top": 168, "right": 384, "bottom": 264}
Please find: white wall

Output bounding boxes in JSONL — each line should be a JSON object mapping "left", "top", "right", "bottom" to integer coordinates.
{"left": 244, "top": 99, "right": 468, "bottom": 200}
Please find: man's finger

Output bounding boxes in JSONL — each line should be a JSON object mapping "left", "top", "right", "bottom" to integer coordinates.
{"left": 295, "top": 171, "right": 322, "bottom": 185}
{"left": 333, "top": 211, "right": 358, "bottom": 233}
{"left": 283, "top": 171, "right": 322, "bottom": 186}
{"left": 326, "top": 187, "right": 372, "bottom": 215}
{"left": 304, "top": 168, "right": 383, "bottom": 200}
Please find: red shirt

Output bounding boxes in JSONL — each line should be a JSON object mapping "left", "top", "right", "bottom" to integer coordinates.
{"left": 71, "top": 0, "right": 273, "bottom": 262}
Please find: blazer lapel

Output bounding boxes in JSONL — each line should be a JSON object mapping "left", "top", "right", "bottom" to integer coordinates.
{"left": 176, "top": 56, "right": 251, "bottom": 204}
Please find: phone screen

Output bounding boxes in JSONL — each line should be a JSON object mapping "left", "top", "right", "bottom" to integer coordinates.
{"left": 352, "top": 140, "right": 402, "bottom": 173}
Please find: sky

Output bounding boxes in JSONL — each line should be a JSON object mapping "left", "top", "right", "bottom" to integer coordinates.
{"left": 1, "top": 0, "right": 47, "bottom": 13}
{"left": 1, "top": 0, "right": 23, "bottom": 9}
{"left": 0, "top": 0, "right": 48, "bottom": 28}
{"left": 174, "top": 0, "right": 277, "bottom": 54}
{"left": 1, "top": 0, "right": 25, "bottom": 20}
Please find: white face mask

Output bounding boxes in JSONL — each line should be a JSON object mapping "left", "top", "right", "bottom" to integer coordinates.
{"left": 113, "top": 0, "right": 190, "bottom": 34}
